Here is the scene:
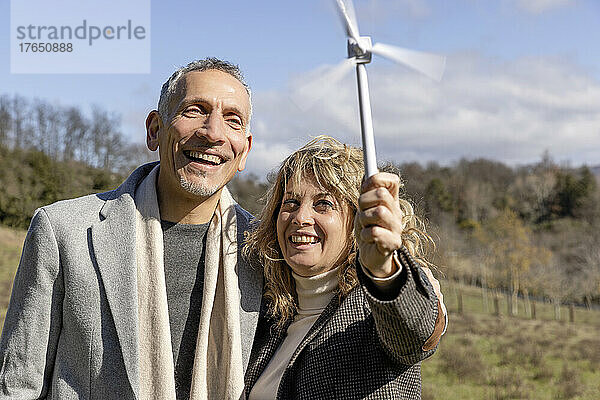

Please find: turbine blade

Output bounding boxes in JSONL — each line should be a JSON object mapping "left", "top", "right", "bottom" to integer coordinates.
{"left": 334, "top": 0, "right": 360, "bottom": 41}
{"left": 370, "top": 42, "right": 446, "bottom": 81}
{"left": 290, "top": 58, "right": 356, "bottom": 111}
{"left": 341, "top": 0, "right": 359, "bottom": 34}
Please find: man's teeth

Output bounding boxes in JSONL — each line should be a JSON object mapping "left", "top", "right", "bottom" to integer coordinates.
{"left": 187, "top": 151, "right": 222, "bottom": 165}
{"left": 290, "top": 235, "right": 319, "bottom": 244}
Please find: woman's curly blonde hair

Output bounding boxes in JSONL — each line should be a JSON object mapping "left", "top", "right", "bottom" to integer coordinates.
{"left": 243, "top": 135, "right": 434, "bottom": 324}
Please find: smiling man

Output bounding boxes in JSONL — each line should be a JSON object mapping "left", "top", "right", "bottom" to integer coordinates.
{"left": 147, "top": 67, "right": 253, "bottom": 224}
{"left": 0, "top": 58, "right": 262, "bottom": 400}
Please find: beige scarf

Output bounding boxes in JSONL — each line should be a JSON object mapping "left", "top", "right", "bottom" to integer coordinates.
{"left": 135, "top": 165, "right": 245, "bottom": 400}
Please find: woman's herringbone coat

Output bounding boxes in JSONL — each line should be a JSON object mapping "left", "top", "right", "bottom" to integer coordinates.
{"left": 244, "top": 247, "right": 444, "bottom": 400}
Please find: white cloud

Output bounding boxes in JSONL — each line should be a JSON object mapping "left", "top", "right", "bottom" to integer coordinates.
{"left": 246, "top": 52, "right": 600, "bottom": 178}
{"left": 514, "top": 0, "right": 575, "bottom": 14}
{"left": 243, "top": 131, "right": 295, "bottom": 180}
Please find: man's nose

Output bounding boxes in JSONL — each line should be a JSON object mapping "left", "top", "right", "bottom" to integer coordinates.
{"left": 198, "top": 110, "right": 226, "bottom": 143}
{"left": 292, "top": 204, "right": 314, "bottom": 226}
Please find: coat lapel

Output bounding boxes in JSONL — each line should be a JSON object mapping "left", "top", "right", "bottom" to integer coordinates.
{"left": 245, "top": 297, "right": 341, "bottom": 399}
{"left": 92, "top": 192, "right": 139, "bottom": 399}
{"left": 276, "top": 297, "right": 340, "bottom": 398}
{"left": 244, "top": 311, "right": 291, "bottom": 398}
{"left": 287, "top": 297, "right": 338, "bottom": 368}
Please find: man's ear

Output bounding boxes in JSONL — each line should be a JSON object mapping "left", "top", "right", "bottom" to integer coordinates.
{"left": 146, "top": 110, "right": 162, "bottom": 151}
{"left": 237, "top": 132, "right": 253, "bottom": 172}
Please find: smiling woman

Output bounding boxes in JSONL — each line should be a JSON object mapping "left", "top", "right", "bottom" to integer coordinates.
{"left": 243, "top": 135, "right": 446, "bottom": 399}
{"left": 276, "top": 178, "right": 352, "bottom": 278}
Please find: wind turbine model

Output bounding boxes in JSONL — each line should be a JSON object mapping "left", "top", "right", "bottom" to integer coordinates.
{"left": 333, "top": 0, "right": 446, "bottom": 177}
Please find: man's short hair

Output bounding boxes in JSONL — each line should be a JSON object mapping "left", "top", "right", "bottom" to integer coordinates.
{"left": 158, "top": 57, "right": 252, "bottom": 128}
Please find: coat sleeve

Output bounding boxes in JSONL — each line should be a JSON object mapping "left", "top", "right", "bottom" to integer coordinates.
{"left": 0, "top": 208, "right": 64, "bottom": 399}
{"left": 357, "top": 246, "right": 442, "bottom": 366}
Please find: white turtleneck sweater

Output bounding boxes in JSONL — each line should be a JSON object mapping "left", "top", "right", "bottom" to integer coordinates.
{"left": 248, "top": 266, "right": 340, "bottom": 400}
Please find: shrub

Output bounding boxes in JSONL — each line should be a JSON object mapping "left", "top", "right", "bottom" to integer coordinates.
{"left": 489, "top": 369, "right": 531, "bottom": 400}
{"left": 439, "top": 340, "right": 487, "bottom": 383}
{"left": 556, "top": 364, "right": 582, "bottom": 399}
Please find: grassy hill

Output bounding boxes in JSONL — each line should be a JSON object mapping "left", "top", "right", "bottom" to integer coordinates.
{"left": 422, "top": 282, "right": 600, "bottom": 399}
{"left": 1, "top": 226, "right": 599, "bottom": 398}
{"left": 0, "top": 146, "right": 125, "bottom": 229}
{"left": 0, "top": 226, "right": 26, "bottom": 326}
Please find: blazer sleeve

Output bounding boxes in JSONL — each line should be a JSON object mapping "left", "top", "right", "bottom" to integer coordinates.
{"left": 357, "top": 246, "right": 441, "bottom": 366}
{"left": 0, "top": 208, "right": 64, "bottom": 399}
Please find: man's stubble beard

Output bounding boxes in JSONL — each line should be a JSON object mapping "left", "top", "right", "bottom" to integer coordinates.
{"left": 178, "top": 169, "right": 221, "bottom": 198}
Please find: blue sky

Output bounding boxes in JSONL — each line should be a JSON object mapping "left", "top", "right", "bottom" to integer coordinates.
{"left": 1, "top": 0, "right": 599, "bottom": 177}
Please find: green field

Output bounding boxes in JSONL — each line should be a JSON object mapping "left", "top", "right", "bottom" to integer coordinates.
{"left": 0, "top": 226, "right": 26, "bottom": 328}
{"left": 422, "top": 282, "right": 600, "bottom": 399}
{"left": 1, "top": 226, "right": 599, "bottom": 399}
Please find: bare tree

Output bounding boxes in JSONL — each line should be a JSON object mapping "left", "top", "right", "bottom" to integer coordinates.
{"left": 0, "top": 95, "right": 11, "bottom": 147}
{"left": 529, "top": 259, "right": 570, "bottom": 320}
{"left": 113, "top": 142, "right": 157, "bottom": 175}
{"left": 510, "top": 170, "right": 555, "bottom": 222}
{"left": 11, "top": 95, "right": 29, "bottom": 150}
{"left": 89, "top": 106, "right": 122, "bottom": 170}
{"left": 473, "top": 210, "right": 551, "bottom": 315}
{"left": 33, "top": 100, "right": 62, "bottom": 158}
{"left": 577, "top": 226, "right": 600, "bottom": 308}
{"left": 62, "top": 107, "right": 89, "bottom": 162}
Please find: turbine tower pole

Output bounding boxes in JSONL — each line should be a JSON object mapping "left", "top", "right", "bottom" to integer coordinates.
{"left": 349, "top": 36, "right": 378, "bottom": 177}
{"left": 335, "top": 0, "right": 445, "bottom": 178}
{"left": 356, "top": 63, "right": 378, "bottom": 177}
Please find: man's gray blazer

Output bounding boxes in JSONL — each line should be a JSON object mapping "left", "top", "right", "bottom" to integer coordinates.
{"left": 0, "top": 162, "right": 263, "bottom": 399}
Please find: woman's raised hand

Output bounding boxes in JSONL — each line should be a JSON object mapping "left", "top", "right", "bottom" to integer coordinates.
{"left": 355, "top": 172, "right": 405, "bottom": 278}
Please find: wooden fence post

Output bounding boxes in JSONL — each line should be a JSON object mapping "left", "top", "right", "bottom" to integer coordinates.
{"left": 493, "top": 296, "right": 499, "bottom": 317}
{"left": 524, "top": 289, "right": 531, "bottom": 318}
{"left": 457, "top": 290, "right": 463, "bottom": 314}
{"left": 569, "top": 304, "right": 575, "bottom": 323}
{"left": 481, "top": 286, "right": 489, "bottom": 313}
{"left": 507, "top": 292, "right": 514, "bottom": 316}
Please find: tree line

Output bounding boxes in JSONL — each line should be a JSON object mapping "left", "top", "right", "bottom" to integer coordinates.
{"left": 395, "top": 154, "right": 600, "bottom": 312}
{"left": 0, "top": 92, "right": 598, "bottom": 309}
{"left": 0, "top": 94, "right": 154, "bottom": 173}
